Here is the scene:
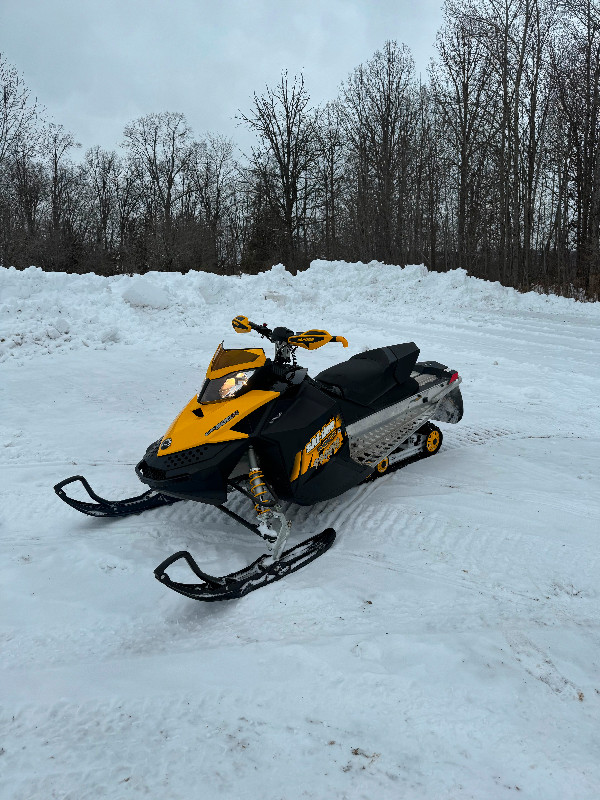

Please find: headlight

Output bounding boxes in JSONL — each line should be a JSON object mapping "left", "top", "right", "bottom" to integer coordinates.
{"left": 199, "top": 370, "right": 256, "bottom": 403}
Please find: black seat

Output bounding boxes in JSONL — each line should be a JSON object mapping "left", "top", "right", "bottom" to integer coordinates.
{"left": 316, "top": 343, "right": 420, "bottom": 406}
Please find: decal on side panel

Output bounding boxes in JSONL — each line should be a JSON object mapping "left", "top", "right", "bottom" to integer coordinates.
{"left": 290, "top": 415, "right": 345, "bottom": 481}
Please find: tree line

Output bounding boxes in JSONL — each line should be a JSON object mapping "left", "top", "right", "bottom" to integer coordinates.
{"left": 1, "top": 0, "right": 598, "bottom": 297}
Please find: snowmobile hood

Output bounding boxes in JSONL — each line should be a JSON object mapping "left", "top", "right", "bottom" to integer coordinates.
{"left": 157, "top": 390, "right": 280, "bottom": 456}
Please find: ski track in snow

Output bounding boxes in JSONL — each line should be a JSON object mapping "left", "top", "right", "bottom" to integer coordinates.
{"left": 1, "top": 261, "right": 600, "bottom": 800}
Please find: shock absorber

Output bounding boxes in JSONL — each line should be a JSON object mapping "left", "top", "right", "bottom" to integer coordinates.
{"left": 247, "top": 445, "right": 291, "bottom": 561}
{"left": 248, "top": 445, "right": 275, "bottom": 514}
{"left": 248, "top": 465, "right": 270, "bottom": 516}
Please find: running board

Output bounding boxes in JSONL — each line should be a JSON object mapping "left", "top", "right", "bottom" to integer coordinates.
{"left": 349, "top": 411, "right": 431, "bottom": 467}
{"left": 346, "top": 375, "right": 460, "bottom": 467}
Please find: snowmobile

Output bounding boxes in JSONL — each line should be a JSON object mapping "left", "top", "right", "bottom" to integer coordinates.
{"left": 55, "top": 316, "right": 463, "bottom": 602}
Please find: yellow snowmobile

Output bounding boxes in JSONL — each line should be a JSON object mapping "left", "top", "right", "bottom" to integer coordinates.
{"left": 55, "top": 315, "right": 463, "bottom": 601}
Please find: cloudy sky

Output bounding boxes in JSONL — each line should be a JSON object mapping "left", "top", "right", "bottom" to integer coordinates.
{"left": 2, "top": 0, "right": 445, "bottom": 156}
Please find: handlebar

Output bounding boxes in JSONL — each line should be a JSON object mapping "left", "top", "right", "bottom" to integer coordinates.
{"left": 232, "top": 316, "right": 347, "bottom": 351}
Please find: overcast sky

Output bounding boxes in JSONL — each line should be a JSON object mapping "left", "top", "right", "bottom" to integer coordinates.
{"left": 1, "top": 0, "right": 445, "bottom": 157}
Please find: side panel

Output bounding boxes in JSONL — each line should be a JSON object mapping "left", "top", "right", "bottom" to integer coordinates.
{"left": 257, "top": 382, "right": 370, "bottom": 505}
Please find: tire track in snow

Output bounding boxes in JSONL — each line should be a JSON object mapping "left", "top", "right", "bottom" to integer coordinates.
{"left": 436, "top": 424, "right": 520, "bottom": 450}
{"left": 392, "top": 470, "right": 600, "bottom": 522}
{"left": 325, "top": 483, "right": 599, "bottom": 611}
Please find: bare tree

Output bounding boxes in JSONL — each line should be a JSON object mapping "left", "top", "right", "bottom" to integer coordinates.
{"left": 314, "top": 102, "right": 346, "bottom": 259}
{"left": 44, "top": 123, "right": 80, "bottom": 234}
{"left": 470, "top": 0, "right": 552, "bottom": 282}
{"left": 123, "top": 112, "right": 194, "bottom": 266}
{"left": 0, "top": 54, "right": 39, "bottom": 169}
{"left": 10, "top": 130, "right": 45, "bottom": 238}
{"left": 189, "top": 134, "right": 237, "bottom": 271}
{"left": 240, "top": 72, "right": 318, "bottom": 270}
{"left": 341, "top": 41, "right": 417, "bottom": 263}
{"left": 84, "top": 146, "right": 119, "bottom": 252}
{"left": 431, "top": 4, "right": 498, "bottom": 273}
{"left": 551, "top": 0, "right": 600, "bottom": 292}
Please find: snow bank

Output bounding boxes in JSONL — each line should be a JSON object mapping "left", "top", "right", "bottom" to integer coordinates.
{"left": 120, "top": 275, "right": 171, "bottom": 309}
{"left": 1, "top": 261, "right": 597, "bottom": 363}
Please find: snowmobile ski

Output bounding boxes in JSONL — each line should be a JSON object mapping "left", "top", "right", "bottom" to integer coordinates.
{"left": 54, "top": 475, "right": 181, "bottom": 517}
{"left": 154, "top": 528, "right": 336, "bottom": 601}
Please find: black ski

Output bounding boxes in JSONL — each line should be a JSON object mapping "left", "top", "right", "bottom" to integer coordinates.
{"left": 54, "top": 475, "right": 181, "bottom": 517}
{"left": 154, "top": 528, "right": 336, "bottom": 602}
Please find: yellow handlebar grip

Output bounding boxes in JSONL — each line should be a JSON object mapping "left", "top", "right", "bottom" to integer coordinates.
{"left": 334, "top": 336, "right": 348, "bottom": 347}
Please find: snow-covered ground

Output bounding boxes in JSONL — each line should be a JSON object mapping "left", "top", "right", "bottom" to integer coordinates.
{"left": 1, "top": 261, "right": 599, "bottom": 800}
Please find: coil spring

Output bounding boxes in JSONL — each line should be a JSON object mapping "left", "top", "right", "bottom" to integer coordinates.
{"left": 248, "top": 467, "right": 270, "bottom": 515}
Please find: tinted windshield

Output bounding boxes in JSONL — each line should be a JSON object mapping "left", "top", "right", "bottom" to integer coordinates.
{"left": 209, "top": 343, "right": 263, "bottom": 373}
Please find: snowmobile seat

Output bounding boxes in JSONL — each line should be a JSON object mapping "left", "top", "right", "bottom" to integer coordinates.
{"left": 315, "top": 343, "right": 419, "bottom": 407}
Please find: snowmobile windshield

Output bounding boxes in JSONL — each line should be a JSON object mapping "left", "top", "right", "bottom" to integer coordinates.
{"left": 199, "top": 370, "right": 256, "bottom": 403}
{"left": 208, "top": 343, "right": 264, "bottom": 375}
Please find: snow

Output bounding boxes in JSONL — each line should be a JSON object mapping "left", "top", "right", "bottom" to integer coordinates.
{"left": 120, "top": 275, "right": 171, "bottom": 310}
{"left": 1, "top": 260, "right": 599, "bottom": 799}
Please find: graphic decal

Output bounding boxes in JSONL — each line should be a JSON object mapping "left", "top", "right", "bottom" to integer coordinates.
{"left": 290, "top": 415, "right": 345, "bottom": 481}
{"left": 205, "top": 410, "right": 240, "bottom": 436}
